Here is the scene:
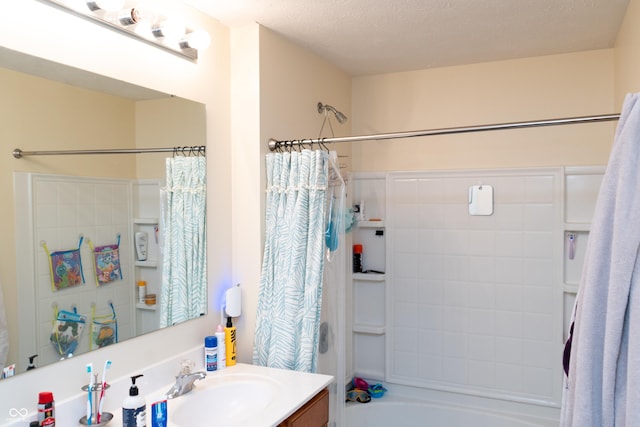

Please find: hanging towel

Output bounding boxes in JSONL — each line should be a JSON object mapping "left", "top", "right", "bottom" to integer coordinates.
{"left": 561, "top": 92, "right": 640, "bottom": 426}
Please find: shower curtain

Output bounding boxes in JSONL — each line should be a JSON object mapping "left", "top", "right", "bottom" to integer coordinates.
{"left": 159, "top": 156, "right": 207, "bottom": 328}
{"left": 253, "top": 149, "right": 330, "bottom": 373}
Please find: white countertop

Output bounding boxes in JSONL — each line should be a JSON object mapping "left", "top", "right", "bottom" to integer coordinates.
{"left": 107, "top": 363, "right": 333, "bottom": 427}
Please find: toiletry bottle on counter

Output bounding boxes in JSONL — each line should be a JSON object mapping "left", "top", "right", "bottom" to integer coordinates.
{"left": 151, "top": 400, "right": 167, "bottom": 427}
{"left": 38, "top": 391, "right": 55, "bottom": 426}
{"left": 204, "top": 336, "right": 218, "bottom": 372}
{"left": 225, "top": 317, "right": 237, "bottom": 366}
{"left": 123, "top": 374, "right": 146, "bottom": 427}
{"left": 27, "top": 354, "right": 38, "bottom": 370}
{"left": 215, "top": 324, "right": 226, "bottom": 370}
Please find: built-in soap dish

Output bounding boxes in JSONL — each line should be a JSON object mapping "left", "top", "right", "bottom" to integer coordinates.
{"left": 79, "top": 412, "right": 113, "bottom": 426}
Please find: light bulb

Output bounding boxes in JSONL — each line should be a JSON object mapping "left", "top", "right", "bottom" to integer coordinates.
{"left": 117, "top": 8, "right": 140, "bottom": 26}
{"left": 181, "top": 29, "right": 211, "bottom": 51}
{"left": 132, "top": 3, "right": 158, "bottom": 24}
{"left": 152, "top": 18, "right": 186, "bottom": 42}
{"left": 86, "top": 0, "right": 125, "bottom": 12}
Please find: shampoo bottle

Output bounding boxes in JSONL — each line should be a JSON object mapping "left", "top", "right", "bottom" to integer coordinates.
{"left": 135, "top": 232, "right": 148, "bottom": 261}
{"left": 225, "top": 317, "right": 237, "bottom": 366}
{"left": 123, "top": 374, "right": 146, "bottom": 427}
{"left": 215, "top": 324, "right": 226, "bottom": 370}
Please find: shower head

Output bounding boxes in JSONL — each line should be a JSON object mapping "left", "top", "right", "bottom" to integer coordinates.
{"left": 318, "top": 102, "right": 348, "bottom": 124}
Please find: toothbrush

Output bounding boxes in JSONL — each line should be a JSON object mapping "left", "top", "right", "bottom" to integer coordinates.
{"left": 86, "top": 363, "right": 93, "bottom": 425}
{"left": 97, "top": 360, "right": 111, "bottom": 423}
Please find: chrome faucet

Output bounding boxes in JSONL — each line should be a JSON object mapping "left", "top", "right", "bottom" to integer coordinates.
{"left": 165, "top": 360, "right": 206, "bottom": 399}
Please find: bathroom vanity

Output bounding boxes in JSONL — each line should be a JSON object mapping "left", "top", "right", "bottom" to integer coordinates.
{"left": 278, "top": 387, "right": 329, "bottom": 427}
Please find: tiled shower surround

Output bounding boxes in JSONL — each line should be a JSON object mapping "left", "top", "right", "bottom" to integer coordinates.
{"left": 351, "top": 166, "right": 603, "bottom": 416}
{"left": 388, "top": 169, "right": 562, "bottom": 404}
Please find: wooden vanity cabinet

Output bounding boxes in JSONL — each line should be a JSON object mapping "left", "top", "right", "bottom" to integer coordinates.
{"left": 278, "top": 388, "right": 329, "bottom": 427}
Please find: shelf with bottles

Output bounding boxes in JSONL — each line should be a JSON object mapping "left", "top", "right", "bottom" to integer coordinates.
{"left": 133, "top": 218, "right": 159, "bottom": 225}
{"left": 133, "top": 218, "right": 159, "bottom": 267}
{"left": 135, "top": 302, "right": 157, "bottom": 311}
{"left": 352, "top": 272, "right": 386, "bottom": 281}
{"left": 135, "top": 260, "right": 158, "bottom": 268}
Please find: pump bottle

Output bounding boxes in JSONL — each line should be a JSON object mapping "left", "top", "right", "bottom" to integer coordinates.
{"left": 123, "top": 374, "right": 146, "bottom": 427}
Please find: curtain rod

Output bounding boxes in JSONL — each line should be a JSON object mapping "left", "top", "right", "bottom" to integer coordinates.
{"left": 12, "top": 145, "right": 206, "bottom": 159}
{"left": 268, "top": 113, "right": 621, "bottom": 151}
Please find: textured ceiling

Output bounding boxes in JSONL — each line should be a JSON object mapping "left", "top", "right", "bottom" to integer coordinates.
{"left": 182, "top": 0, "right": 630, "bottom": 76}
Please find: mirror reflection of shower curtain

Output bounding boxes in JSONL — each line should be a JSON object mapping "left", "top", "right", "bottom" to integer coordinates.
{"left": 159, "top": 157, "right": 207, "bottom": 328}
{"left": 317, "top": 151, "right": 347, "bottom": 427}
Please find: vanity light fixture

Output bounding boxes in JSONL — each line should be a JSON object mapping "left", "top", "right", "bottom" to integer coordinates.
{"left": 36, "top": 0, "right": 211, "bottom": 61}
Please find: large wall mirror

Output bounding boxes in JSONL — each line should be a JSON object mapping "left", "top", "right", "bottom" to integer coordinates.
{"left": 0, "top": 47, "right": 207, "bottom": 378}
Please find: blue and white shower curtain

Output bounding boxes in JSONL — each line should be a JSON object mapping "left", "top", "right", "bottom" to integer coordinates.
{"left": 160, "top": 156, "right": 207, "bottom": 327}
{"left": 253, "top": 149, "right": 329, "bottom": 373}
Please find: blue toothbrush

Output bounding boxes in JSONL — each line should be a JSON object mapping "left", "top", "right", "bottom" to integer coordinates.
{"left": 86, "top": 363, "right": 93, "bottom": 425}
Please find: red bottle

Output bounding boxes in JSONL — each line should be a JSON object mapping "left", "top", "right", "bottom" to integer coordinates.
{"left": 38, "top": 392, "right": 55, "bottom": 426}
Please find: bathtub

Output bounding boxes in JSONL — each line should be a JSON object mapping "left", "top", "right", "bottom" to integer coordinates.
{"left": 345, "top": 395, "right": 558, "bottom": 427}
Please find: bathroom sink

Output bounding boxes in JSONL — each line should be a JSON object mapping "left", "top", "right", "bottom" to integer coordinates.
{"left": 168, "top": 372, "right": 283, "bottom": 426}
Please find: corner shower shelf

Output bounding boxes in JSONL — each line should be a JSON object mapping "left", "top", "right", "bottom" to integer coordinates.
{"left": 352, "top": 324, "right": 385, "bottom": 335}
{"left": 357, "top": 220, "right": 385, "bottom": 228}
{"left": 135, "top": 260, "right": 158, "bottom": 268}
{"left": 134, "top": 218, "right": 159, "bottom": 225}
{"left": 136, "top": 302, "right": 156, "bottom": 311}
{"left": 353, "top": 273, "right": 386, "bottom": 281}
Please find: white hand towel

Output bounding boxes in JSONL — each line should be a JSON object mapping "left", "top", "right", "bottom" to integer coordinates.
{"left": 562, "top": 92, "right": 640, "bottom": 426}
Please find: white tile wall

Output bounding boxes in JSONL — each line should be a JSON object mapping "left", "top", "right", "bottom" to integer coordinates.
{"left": 28, "top": 174, "right": 135, "bottom": 368}
{"left": 386, "top": 169, "right": 564, "bottom": 405}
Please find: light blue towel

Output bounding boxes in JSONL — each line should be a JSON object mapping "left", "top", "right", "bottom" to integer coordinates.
{"left": 562, "top": 92, "right": 640, "bottom": 426}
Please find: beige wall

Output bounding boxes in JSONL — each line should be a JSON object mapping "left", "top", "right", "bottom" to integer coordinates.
{"left": 230, "top": 24, "right": 351, "bottom": 363}
{"left": 615, "top": 0, "right": 640, "bottom": 107}
{"left": 352, "top": 49, "right": 616, "bottom": 171}
{"left": 135, "top": 97, "right": 207, "bottom": 179}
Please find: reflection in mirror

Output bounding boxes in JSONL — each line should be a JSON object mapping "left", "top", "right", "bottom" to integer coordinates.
{"left": 0, "top": 48, "right": 207, "bottom": 378}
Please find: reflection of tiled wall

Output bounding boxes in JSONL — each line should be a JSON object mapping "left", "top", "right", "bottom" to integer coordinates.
{"left": 33, "top": 175, "right": 133, "bottom": 368}
{"left": 386, "top": 169, "right": 563, "bottom": 405}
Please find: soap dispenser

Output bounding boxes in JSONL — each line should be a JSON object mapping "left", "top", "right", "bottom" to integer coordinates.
{"left": 27, "top": 354, "right": 38, "bottom": 370}
{"left": 123, "top": 374, "right": 146, "bottom": 427}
